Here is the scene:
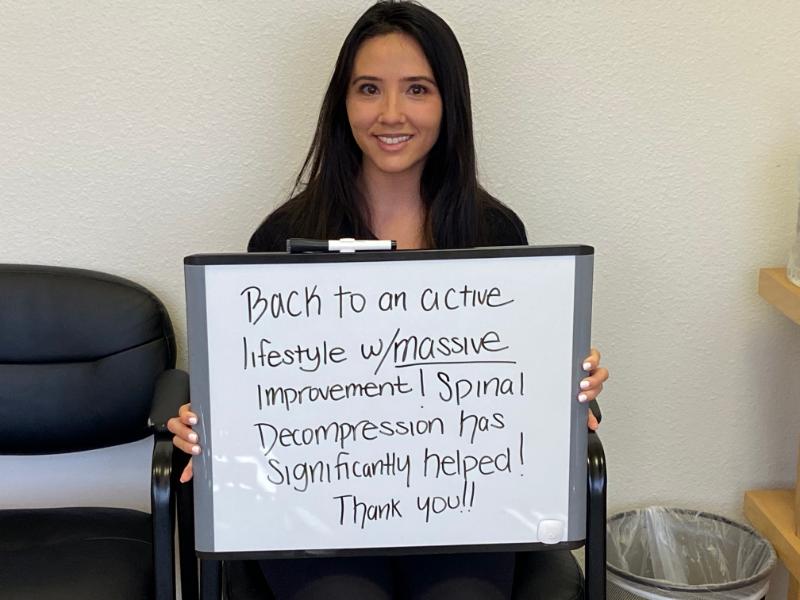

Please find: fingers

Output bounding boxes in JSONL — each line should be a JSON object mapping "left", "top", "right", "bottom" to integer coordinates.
{"left": 579, "top": 346, "right": 609, "bottom": 408}
{"left": 582, "top": 347, "right": 601, "bottom": 372}
{"left": 577, "top": 367, "right": 608, "bottom": 403}
{"left": 168, "top": 402, "right": 201, "bottom": 457}
{"left": 588, "top": 411, "right": 599, "bottom": 431}
{"left": 581, "top": 348, "right": 605, "bottom": 427}
{"left": 178, "top": 403, "right": 198, "bottom": 425}
{"left": 166, "top": 413, "right": 198, "bottom": 444}
{"left": 180, "top": 460, "right": 194, "bottom": 483}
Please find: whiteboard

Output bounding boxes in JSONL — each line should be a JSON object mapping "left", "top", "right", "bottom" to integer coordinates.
{"left": 184, "top": 246, "right": 593, "bottom": 558}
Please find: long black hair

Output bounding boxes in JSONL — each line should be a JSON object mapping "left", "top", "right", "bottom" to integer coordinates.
{"left": 268, "top": 0, "right": 507, "bottom": 248}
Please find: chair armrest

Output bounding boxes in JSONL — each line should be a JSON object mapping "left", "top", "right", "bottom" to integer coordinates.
{"left": 150, "top": 369, "right": 189, "bottom": 600}
{"left": 585, "top": 431, "right": 607, "bottom": 600}
{"left": 149, "top": 369, "right": 190, "bottom": 437}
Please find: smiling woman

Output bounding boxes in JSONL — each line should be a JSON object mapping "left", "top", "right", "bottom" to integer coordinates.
{"left": 167, "top": 1, "right": 608, "bottom": 598}
{"left": 242, "top": 0, "right": 531, "bottom": 253}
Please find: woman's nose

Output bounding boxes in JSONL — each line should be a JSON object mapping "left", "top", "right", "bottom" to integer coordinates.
{"left": 378, "top": 92, "right": 406, "bottom": 124}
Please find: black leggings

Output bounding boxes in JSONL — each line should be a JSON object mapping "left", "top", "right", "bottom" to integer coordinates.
{"left": 259, "top": 552, "right": 515, "bottom": 600}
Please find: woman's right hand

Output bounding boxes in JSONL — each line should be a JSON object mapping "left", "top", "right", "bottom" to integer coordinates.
{"left": 167, "top": 403, "right": 200, "bottom": 483}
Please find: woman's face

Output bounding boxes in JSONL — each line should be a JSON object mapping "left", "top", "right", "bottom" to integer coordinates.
{"left": 346, "top": 32, "right": 443, "bottom": 180}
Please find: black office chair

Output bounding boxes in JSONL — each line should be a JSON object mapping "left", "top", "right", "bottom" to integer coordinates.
{"left": 183, "top": 431, "right": 606, "bottom": 600}
{"left": 0, "top": 264, "right": 191, "bottom": 600}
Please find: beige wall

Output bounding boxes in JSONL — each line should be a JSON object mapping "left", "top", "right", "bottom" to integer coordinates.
{"left": 2, "top": 1, "right": 799, "bottom": 595}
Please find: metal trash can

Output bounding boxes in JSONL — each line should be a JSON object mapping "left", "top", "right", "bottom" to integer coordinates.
{"left": 607, "top": 507, "right": 776, "bottom": 600}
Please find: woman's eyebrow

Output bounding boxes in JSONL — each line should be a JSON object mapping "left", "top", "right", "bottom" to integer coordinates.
{"left": 351, "top": 75, "right": 437, "bottom": 85}
{"left": 403, "top": 76, "right": 437, "bottom": 85}
{"left": 352, "top": 75, "right": 382, "bottom": 85}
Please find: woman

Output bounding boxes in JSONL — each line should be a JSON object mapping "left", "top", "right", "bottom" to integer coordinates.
{"left": 169, "top": 2, "right": 607, "bottom": 598}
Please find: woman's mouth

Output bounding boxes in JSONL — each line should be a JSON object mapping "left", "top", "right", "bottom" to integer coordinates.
{"left": 375, "top": 134, "right": 413, "bottom": 151}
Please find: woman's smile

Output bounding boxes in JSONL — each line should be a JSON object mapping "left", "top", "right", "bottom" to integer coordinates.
{"left": 374, "top": 134, "right": 414, "bottom": 151}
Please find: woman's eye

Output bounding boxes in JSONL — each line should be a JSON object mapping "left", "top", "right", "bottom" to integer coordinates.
{"left": 409, "top": 84, "right": 427, "bottom": 95}
{"left": 360, "top": 83, "right": 379, "bottom": 95}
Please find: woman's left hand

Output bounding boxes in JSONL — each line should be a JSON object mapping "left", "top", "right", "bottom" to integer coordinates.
{"left": 579, "top": 347, "right": 608, "bottom": 431}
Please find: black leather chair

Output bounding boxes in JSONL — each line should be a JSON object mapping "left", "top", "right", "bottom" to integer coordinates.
{"left": 0, "top": 264, "right": 191, "bottom": 600}
{"left": 185, "top": 432, "right": 606, "bottom": 600}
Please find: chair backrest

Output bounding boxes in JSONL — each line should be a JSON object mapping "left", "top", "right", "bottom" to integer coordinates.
{"left": 0, "top": 264, "right": 176, "bottom": 455}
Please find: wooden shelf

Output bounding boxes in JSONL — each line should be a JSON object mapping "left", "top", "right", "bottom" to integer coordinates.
{"left": 744, "top": 490, "right": 800, "bottom": 583}
{"left": 757, "top": 267, "right": 800, "bottom": 535}
{"left": 759, "top": 268, "right": 800, "bottom": 325}
{"left": 749, "top": 268, "right": 800, "bottom": 599}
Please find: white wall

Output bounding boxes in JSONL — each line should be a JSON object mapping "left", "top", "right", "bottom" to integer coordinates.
{"left": 2, "top": 1, "right": 799, "bottom": 595}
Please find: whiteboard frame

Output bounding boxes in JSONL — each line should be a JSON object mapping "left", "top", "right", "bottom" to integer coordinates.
{"left": 184, "top": 245, "right": 594, "bottom": 559}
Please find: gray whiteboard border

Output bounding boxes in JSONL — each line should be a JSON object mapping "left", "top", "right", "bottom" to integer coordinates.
{"left": 567, "top": 253, "right": 593, "bottom": 539}
{"left": 196, "top": 539, "right": 585, "bottom": 561}
{"left": 185, "top": 265, "right": 215, "bottom": 552}
{"left": 184, "top": 244, "right": 592, "bottom": 266}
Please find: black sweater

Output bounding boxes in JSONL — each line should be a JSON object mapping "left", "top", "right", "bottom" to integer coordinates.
{"left": 247, "top": 202, "right": 528, "bottom": 252}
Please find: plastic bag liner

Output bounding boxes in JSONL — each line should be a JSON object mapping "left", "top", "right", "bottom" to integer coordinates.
{"left": 607, "top": 507, "right": 776, "bottom": 600}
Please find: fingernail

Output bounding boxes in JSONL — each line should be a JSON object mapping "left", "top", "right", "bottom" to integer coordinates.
{"left": 191, "top": 445, "right": 201, "bottom": 455}
{"left": 580, "top": 380, "right": 590, "bottom": 390}
{"left": 578, "top": 393, "right": 588, "bottom": 402}
{"left": 188, "top": 432, "right": 198, "bottom": 443}
{"left": 188, "top": 417, "right": 198, "bottom": 425}
{"left": 583, "top": 361, "right": 592, "bottom": 371}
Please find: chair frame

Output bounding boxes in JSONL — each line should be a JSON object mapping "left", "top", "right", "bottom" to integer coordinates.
{"left": 585, "top": 431, "right": 608, "bottom": 599}
{"left": 150, "top": 370, "right": 193, "bottom": 600}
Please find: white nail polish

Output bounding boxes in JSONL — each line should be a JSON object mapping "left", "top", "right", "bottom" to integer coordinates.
{"left": 191, "top": 445, "right": 201, "bottom": 455}
{"left": 188, "top": 433, "right": 198, "bottom": 443}
{"left": 188, "top": 417, "right": 198, "bottom": 425}
{"left": 578, "top": 393, "right": 588, "bottom": 402}
{"left": 580, "top": 380, "right": 590, "bottom": 390}
{"left": 583, "top": 362, "right": 592, "bottom": 371}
